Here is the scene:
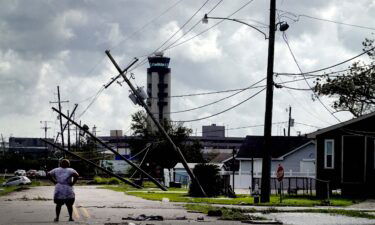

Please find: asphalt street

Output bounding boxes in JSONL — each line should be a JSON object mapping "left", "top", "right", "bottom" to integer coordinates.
{"left": 0, "top": 185, "right": 241, "bottom": 225}
{"left": 1, "top": 185, "right": 375, "bottom": 225}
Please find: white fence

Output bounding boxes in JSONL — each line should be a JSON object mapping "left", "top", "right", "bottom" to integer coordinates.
{"left": 225, "top": 171, "right": 315, "bottom": 189}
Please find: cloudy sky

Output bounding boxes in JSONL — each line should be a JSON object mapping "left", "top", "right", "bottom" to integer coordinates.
{"left": 0, "top": 0, "right": 374, "bottom": 140}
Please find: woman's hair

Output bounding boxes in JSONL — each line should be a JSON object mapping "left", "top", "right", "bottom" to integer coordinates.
{"left": 60, "top": 159, "right": 70, "bottom": 168}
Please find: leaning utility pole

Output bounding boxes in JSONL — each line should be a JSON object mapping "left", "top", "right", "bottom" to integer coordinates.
{"left": 105, "top": 50, "right": 207, "bottom": 197}
{"left": 261, "top": 0, "right": 276, "bottom": 203}
{"left": 50, "top": 86, "right": 69, "bottom": 149}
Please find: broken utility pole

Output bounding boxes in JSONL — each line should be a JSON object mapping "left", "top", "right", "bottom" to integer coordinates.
{"left": 51, "top": 107, "right": 168, "bottom": 191}
{"left": 41, "top": 139, "right": 142, "bottom": 189}
{"left": 50, "top": 86, "right": 69, "bottom": 149}
{"left": 105, "top": 50, "right": 207, "bottom": 197}
{"left": 54, "top": 104, "right": 78, "bottom": 144}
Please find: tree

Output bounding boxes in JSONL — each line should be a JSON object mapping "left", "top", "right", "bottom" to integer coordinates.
{"left": 129, "top": 111, "right": 205, "bottom": 176}
{"left": 188, "top": 164, "right": 222, "bottom": 197}
{"left": 315, "top": 38, "right": 375, "bottom": 117}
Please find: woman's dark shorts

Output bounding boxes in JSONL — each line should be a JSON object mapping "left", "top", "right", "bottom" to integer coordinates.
{"left": 54, "top": 198, "right": 75, "bottom": 206}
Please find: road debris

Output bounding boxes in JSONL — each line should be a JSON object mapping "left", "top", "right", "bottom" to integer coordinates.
{"left": 122, "top": 214, "right": 164, "bottom": 221}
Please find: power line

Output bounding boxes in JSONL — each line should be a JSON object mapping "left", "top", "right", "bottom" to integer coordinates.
{"left": 275, "top": 46, "right": 375, "bottom": 76}
{"left": 282, "top": 32, "right": 341, "bottom": 122}
{"left": 132, "top": 0, "right": 212, "bottom": 70}
{"left": 162, "top": 76, "right": 312, "bottom": 99}
{"left": 166, "top": 77, "right": 266, "bottom": 114}
{"left": 275, "top": 65, "right": 370, "bottom": 77}
{"left": 77, "top": 86, "right": 105, "bottom": 118}
{"left": 163, "top": 0, "right": 256, "bottom": 52}
{"left": 128, "top": 0, "right": 256, "bottom": 73}
{"left": 276, "top": 9, "right": 375, "bottom": 31}
{"left": 172, "top": 87, "right": 266, "bottom": 123}
{"left": 294, "top": 122, "right": 321, "bottom": 129}
{"left": 113, "top": 0, "right": 185, "bottom": 51}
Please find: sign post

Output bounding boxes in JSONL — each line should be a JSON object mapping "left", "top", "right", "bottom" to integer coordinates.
{"left": 276, "top": 164, "right": 284, "bottom": 203}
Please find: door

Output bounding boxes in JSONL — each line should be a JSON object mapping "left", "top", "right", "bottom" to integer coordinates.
{"left": 342, "top": 135, "right": 366, "bottom": 183}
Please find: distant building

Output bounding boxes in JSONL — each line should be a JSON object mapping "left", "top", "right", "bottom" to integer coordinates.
{"left": 202, "top": 124, "right": 225, "bottom": 138}
{"left": 8, "top": 137, "right": 53, "bottom": 159}
{"left": 146, "top": 52, "right": 171, "bottom": 122}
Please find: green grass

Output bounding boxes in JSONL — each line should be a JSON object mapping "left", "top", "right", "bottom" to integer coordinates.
{"left": 185, "top": 204, "right": 265, "bottom": 221}
{"left": 186, "top": 204, "right": 375, "bottom": 220}
{"left": 102, "top": 184, "right": 355, "bottom": 207}
{"left": 261, "top": 207, "right": 375, "bottom": 219}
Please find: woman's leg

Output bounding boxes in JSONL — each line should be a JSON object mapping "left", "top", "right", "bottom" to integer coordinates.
{"left": 66, "top": 198, "right": 75, "bottom": 221}
{"left": 55, "top": 203, "right": 62, "bottom": 221}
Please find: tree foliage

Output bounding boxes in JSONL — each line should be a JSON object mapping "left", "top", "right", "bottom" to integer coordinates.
{"left": 315, "top": 38, "right": 375, "bottom": 117}
{"left": 130, "top": 111, "right": 205, "bottom": 171}
{"left": 188, "top": 164, "right": 222, "bottom": 197}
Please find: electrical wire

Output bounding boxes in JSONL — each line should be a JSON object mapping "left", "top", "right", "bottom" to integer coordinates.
{"left": 163, "top": 0, "right": 256, "bottom": 52}
{"left": 127, "top": 0, "right": 256, "bottom": 73}
{"left": 195, "top": 121, "right": 288, "bottom": 134}
{"left": 158, "top": 0, "right": 225, "bottom": 53}
{"left": 276, "top": 9, "right": 375, "bottom": 31}
{"left": 166, "top": 77, "right": 266, "bottom": 114}
{"left": 275, "top": 46, "right": 375, "bottom": 76}
{"left": 131, "top": 0, "right": 212, "bottom": 70}
{"left": 172, "top": 87, "right": 266, "bottom": 123}
{"left": 112, "top": 0, "right": 185, "bottom": 51}
{"left": 294, "top": 122, "right": 321, "bottom": 129}
{"left": 275, "top": 65, "right": 373, "bottom": 77}
{"left": 77, "top": 86, "right": 105, "bottom": 118}
{"left": 282, "top": 32, "right": 341, "bottom": 122}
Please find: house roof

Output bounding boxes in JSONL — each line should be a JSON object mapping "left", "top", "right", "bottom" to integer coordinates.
{"left": 236, "top": 136, "right": 310, "bottom": 159}
{"left": 209, "top": 152, "right": 233, "bottom": 163}
{"left": 307, "top": 111, "right": 375, "bottom": 138}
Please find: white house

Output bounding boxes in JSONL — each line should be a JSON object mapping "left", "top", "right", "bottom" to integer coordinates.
{"left": 234, "top": 136, "right": 315, "bottom": 189}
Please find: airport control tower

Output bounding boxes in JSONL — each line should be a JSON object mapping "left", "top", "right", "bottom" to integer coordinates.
{"left": 146, "top": 52, "right": 171, "bottom": 122}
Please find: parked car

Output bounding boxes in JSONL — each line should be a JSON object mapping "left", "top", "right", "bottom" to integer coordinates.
{"left": 26, "top": 170, "right": 37, "bottom": 177}
{"left": 2, "top": 176, "right": 31, "bottom": 186}
{"left": 36, "top": 170, "right": 46, "bottom": 177}
{"left": 14, "top": 169, "right": 26, "bottom": 176}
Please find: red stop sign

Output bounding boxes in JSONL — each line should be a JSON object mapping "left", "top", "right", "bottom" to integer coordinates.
{"left": 276, "top": 164, "right": 284, "bottom": 182}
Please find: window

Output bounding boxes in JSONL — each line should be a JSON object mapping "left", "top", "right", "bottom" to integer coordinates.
{"left": 324, "top": 139, "right": 334, "bottom": 169}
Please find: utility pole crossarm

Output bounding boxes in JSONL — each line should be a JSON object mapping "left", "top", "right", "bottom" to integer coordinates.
{"left": 104, "top": 58, "right": 139, "bottom": 89}
{"left": 105, "top": 50, "right": 207, "bottom": 197}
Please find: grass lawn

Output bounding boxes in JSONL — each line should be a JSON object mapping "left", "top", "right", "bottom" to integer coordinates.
{"left": 102, "top": 184, "right": 356, "bottom": 207}
{"left": 186, "top": 204, "right": 375, "bottom": 220}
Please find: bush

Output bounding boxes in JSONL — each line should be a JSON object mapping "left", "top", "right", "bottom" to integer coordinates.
{"left": 92, "top": 176, "right": 121, "bottom": 185}
{"left": 188, "top": 164, "right": 222, "bottom": 197}
{"left": 107, "top": 177, "right": 121, "bottom": 185}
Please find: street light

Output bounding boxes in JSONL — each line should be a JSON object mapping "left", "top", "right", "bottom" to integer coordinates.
{"left": 202, "top": 14, "right": 268, "bottom": 39}
{"left": 202, "top": 0, "right": 288, "bottom": 203}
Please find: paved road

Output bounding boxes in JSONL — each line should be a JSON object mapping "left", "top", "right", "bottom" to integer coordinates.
{"left": 0, "top": 186, "right": 241, "bottom": 225}
{"left": 1, "top": 186, "right": 375, "bottom": 225}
